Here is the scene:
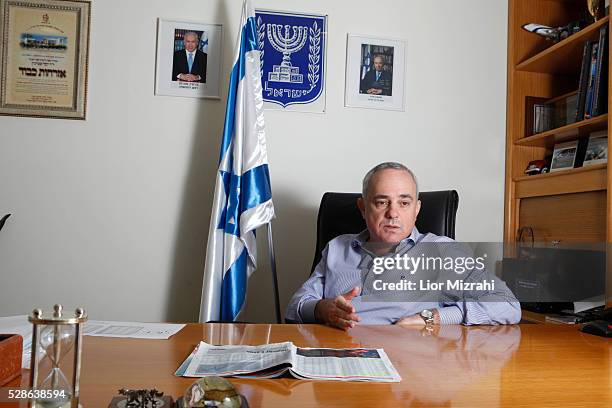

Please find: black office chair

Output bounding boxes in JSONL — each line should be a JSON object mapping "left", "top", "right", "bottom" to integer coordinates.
{"left": 310, "top": 190, "right": 459, "bottom": 273}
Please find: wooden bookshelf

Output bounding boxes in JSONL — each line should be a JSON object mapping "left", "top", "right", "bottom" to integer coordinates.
{"left": 516, "top": 114, "right": 608, "bottom": 148}
{"left": 516, "top": 16, "right": 609, "bottom": 74}
{"left": 514, "top": 164, "right": 607, "bottom": 198}
{"left": 505, "top": 0, "right": 611, "bottom": 308}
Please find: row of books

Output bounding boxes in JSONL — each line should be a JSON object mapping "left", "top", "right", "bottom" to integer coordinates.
{"left": 576, "top": 25, "right": 608, "bottom": 121}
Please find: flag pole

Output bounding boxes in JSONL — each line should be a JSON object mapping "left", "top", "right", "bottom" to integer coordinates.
{"left": 267, "top": 222, "right": 281, "bottom": 323}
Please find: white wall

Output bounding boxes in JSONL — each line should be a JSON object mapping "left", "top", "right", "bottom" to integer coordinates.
{"left": 0, "top": 0, "right": 508, "bottom": 322}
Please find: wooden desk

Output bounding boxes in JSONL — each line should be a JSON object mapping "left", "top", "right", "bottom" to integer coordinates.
{"left": 4, "top": 323, "right": 611, "bottom": 407}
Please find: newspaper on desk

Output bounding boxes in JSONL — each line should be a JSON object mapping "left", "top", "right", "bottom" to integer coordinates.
{"left": 177, "top": 341, "right": 401, "bottom": 382}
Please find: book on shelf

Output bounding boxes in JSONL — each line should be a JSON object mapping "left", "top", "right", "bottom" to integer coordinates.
{"left": 576, "top": 40, "right": 593, "bottom": 121}
{"left": 584, "top": 42, "right": 599, "bottom": 119}
{"left": 576, "top": 25, "right": 608, "bottom": 121}
{"left": 592, "top": 25, "right": 608, "bottom": 117}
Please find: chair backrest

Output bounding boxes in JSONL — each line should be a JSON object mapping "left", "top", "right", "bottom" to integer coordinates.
{"left": 311, "top": 190, "right": 459, "bottom": 272}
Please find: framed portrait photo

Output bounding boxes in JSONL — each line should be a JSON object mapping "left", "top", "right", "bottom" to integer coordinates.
{"left": 155, "top": 19, "right": 222, "bottom": 99}
{"left": 344, "top": 34, "right": 405, "bottom": 111}
{"left": 0, "top": 0, "right": 91, "bottom": 119}
{"left": 550, "top": 140, "right": 578, "bottom": 172}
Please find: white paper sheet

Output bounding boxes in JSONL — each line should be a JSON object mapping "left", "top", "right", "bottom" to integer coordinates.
{"left": 83, "top": 320, "right": 185, "bottom": 339}
{"left": 0, "top": 316, "right": 186, "bottom": 368}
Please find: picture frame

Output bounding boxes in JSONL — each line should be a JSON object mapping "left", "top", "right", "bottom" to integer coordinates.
{"left": 583, "top": 130, "right": 607, "bottom": 166}
{"left": 344, "top": 34, "right": 405, "bottom": 111}
{"left": 0, "top": 0, "right": 91, "bottom": 120}
{"left": 550, "top": 140, "right": 579, "bottom": 172}
{"left": 155, "top": 19, "right": 223, "bottom": 99}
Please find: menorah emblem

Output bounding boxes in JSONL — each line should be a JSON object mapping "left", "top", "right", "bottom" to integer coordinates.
{"left": 266, "top": 24, "right": 308, "bottom": 84}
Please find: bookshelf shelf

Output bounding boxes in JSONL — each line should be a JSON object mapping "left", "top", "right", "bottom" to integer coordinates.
{"left": 514, "top": 164, "right": 606, "bottom": 198}
{"left": 516, "top": 114, "right": 608, "bottom": 148}
{"left": 516, "top": 16, "right": 609, "bottom": 74}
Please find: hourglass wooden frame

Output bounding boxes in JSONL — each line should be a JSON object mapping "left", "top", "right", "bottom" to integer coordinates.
{"left": 28, "top": 305, "right": 87, "bottom": 403}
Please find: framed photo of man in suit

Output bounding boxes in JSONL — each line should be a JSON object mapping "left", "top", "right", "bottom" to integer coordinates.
{"left": 345, "top": 34, "right": 405, "bottom": 111}
{"left": 155, "top": 19, "right": 222, "bottom": 99}
{"left": 359, "top": 44, "right": 394, "bottom": 96}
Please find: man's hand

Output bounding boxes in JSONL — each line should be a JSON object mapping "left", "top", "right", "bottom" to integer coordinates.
{"left": 395, "top": 314, "right": 425, "bottom": 326}
{"left": 366, "top": 88, "right": 383, "bottom": 95}
{"left": 314, "top": 287, "right": 361, "bottom": 330}
{"left": 178, "top": 73, "right": 200, "bottom": 82}
{"left": 396, "top": 309, "right": 440, "bottom": 326}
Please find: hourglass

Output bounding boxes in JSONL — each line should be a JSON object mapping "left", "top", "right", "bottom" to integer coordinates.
{"left": 29, "top": 305, "right": 87, "bottom": 408}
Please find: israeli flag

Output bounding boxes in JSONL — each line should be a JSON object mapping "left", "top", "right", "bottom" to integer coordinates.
{"left": 199, "top": 0, "right": 275, "bottom": 322}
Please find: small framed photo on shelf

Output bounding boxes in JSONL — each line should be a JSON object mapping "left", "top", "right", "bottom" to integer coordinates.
{"left": 344, "top": 34, "right": 405, "bottom": 111}
{"left": 155, "top": 19, "right": 223, "bottom": 99}
{"left": 583, "top": 130, "right": 607, "bottom": 166}
{"left": 550, "top": 140, "right": 579, "bottom": 172}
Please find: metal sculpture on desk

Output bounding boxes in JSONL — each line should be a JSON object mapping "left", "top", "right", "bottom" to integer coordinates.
{"left": 176, "top": 377, "right": 248, "bottom": 408}
{"left": 110, "top": 389, "right": 170, "bottom": 407}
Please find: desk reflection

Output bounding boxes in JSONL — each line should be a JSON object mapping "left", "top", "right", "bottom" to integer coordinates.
{"left": 386, "top": 325, "right": 521, "bottom": 406}
{"left": 198, "top": 324, "right": 521, "bottom": 407}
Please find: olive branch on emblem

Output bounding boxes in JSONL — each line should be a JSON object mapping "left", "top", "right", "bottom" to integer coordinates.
{"left": 308, "top": 21, "right": 321, "bottom": 91}
{"left": 257, "top": 16, "right": 265, "bottom": 73}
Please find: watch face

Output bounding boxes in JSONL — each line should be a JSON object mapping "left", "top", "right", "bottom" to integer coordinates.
{"left": 421, "top": 310, "right": 433, "bottom": 319}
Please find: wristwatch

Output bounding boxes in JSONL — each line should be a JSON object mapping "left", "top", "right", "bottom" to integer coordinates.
{"left": 420, "top": 309, "right": 435, "bottom": 326}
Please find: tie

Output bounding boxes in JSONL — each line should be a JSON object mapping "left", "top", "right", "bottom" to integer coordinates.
{"left": 376, "top": 72, "right": 381, "bottom": 81}
{"left": 187, "top": 53, "right": 194, "bottom": 73}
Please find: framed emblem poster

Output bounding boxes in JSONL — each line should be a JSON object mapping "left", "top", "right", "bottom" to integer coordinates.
{"left": 0, "top": 0, "right": 91, "bottom": 119}
{"left": 255, "top": 10, "right": 327, "bottom": 113}
{"left": 155, "top": 19, "right": 223, "bottom": 99}
{"left": 344, "top": 34, "right": 405, "bottom": 111}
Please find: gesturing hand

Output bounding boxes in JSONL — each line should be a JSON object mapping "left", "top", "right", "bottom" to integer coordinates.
{"left": 314, "top": 287, "right": 361, "bottom": 331}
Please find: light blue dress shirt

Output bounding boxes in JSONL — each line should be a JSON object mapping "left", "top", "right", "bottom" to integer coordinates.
{"left": 286, "top": 228, "right": 522, "bottom": 325}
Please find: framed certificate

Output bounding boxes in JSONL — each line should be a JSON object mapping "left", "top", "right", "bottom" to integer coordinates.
{"left": 0, "top": 0, "right": 91, "bottom": 119}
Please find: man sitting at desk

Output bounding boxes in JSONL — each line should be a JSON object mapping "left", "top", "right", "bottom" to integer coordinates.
{"left": 286, "top": 162, "right": 521, "bottom": 329}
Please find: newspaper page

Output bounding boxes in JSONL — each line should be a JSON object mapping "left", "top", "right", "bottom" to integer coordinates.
{"left": 183, "top": 342, "right": 294, "bottom": 377}
{"left": 291, "top": 347, "right": 402, "bottom": 382}
{"left": 179, "top": 341, "right": 401, "bottom": 382}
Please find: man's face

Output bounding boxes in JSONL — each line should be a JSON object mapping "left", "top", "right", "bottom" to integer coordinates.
{"left": 373, "top": 57, "right": 384, "bottom": 72}
{"left": 357, "top": 169, "right": 421, "bottom": 243}
{"left": 184, "top": 34, "right": 198, "bottom": 52}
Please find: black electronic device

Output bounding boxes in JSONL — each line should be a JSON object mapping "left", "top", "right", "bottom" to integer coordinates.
{"left": 580, "top": 320, "right": 612, "bottom": 338}
{"left": 501, "top": 247, "right": 605, "bottom": 313}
